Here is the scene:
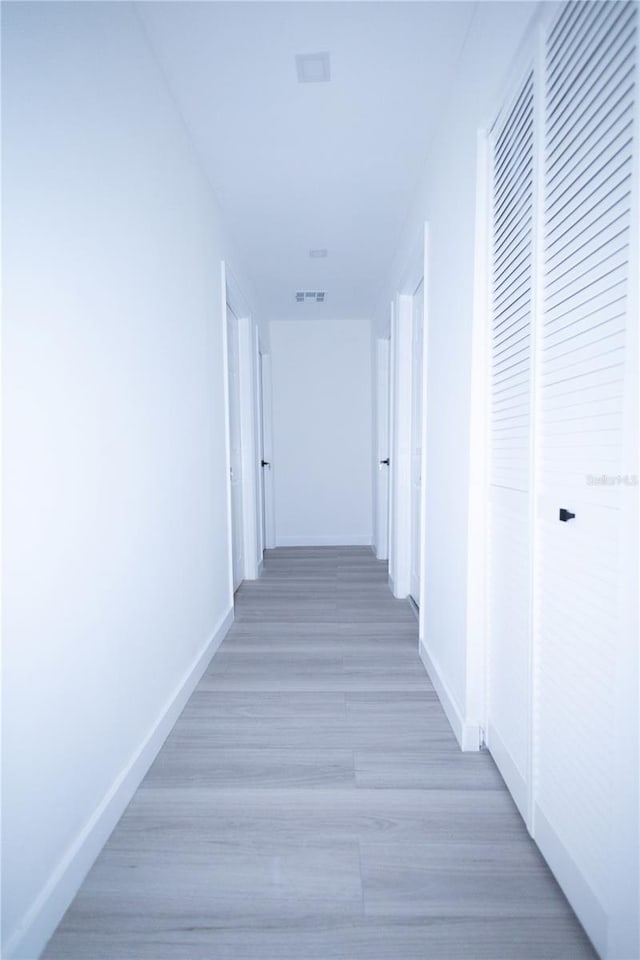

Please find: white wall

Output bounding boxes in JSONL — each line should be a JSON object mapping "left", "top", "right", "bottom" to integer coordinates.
{"left": 270, "top": 318, "right": 372, "bottom": 546}
{"left": 1, "top": 5, "right": 253, "bottom": 956}
{"left": 377, "top": 1, "right": 538, "bottom": 727}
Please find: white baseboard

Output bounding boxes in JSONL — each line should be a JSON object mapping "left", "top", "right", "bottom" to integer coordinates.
{"left": 275, "top": 535, "right": 372, "bottom": 547}
{"left": 371, "top": 541, "right": 388, "bottom": 561}
{"left": 5, "top": 607, "right": 234, "bottom": 960}
{"left": 534, "top": 805, "right": 606, "bottom": 958}
{"left": 419, "top": 640, "right": 480, "bottom": 752}
{"left": 486, "top": 721, "right": 529, "bottom": 824}
{"left": 389, "top": 574, "right": 409, "bottom": 600}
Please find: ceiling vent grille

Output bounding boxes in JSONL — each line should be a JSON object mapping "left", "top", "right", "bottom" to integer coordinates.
{"left": 296, "top": 291, "right": 325, "bottom": 303}
{"left": 295, "top": 52, "right": 331, "bottom": 84}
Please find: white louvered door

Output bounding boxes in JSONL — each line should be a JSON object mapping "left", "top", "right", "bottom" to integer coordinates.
{"left": 485, "top": 3, "right": 638, "bottom": 955}
{"left": 487, "top": 71, "right": 535, "bottom": 821}
{"left": 534, "top": 2, "right": 638, "bottom": 953}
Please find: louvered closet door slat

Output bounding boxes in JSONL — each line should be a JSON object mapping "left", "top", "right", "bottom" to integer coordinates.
{"left": 535, "top": 0, "right": 637, "bottom": 928}
{"left": 545, "top": 188, "right": 631, "bottom": 264}
{"left": 493, "top": 86, "right": 533, "bottom": 164}
{"left": 546, "top": 108, "right": 633, "bottom": 206}
{"left": 547, "top": 57, "right": 635, "bottom": 170}
{"left": 547, "top": 3, "right": 633, "bottom": 111}
{"left": 546, "top": 19, "right": 635, "bottom": 146}
{"left": 546, "top": 76, "right": 634, "bottom": 183}
{"left": 547, "top": 1, "right": 619, "bottom": 87}
{"left": 544, "top": 306, "right": 626, "bottom": 354}
{"left": 546, "top": 128, "right": 633, "bottom": 223}
{"left": 494, "top": 227, "right": 531, "bottom": 276}
{"left": 487, "top": 70, "right": 534, "bottom": 817}
{"left": 546, "top": 217, "right": 630, "bottom": 284}
{"left": 494, "top": 315, "right": 530, "bottom": 349}
{"left": 547, "top": 0, "right": 596, "bottom": 64}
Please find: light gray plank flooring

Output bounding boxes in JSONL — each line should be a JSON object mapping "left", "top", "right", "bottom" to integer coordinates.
{"left": 44, "top": 546, "right": 596, "bottom": 959}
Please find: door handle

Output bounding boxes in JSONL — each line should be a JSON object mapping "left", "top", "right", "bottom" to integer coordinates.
{"left": 261, "top": 460, "right": 271, "bottom": 468}
{"left": 380, "top": 458, "right": 390, "bottom": 466}
{"left": 559, "top": 508, "right": 575, "bottom": 522}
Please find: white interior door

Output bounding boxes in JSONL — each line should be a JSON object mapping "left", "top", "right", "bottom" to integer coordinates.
{"left": 410, "top": 280, "right": 424, "bottom": 605}
{"left": 534, "top": 5, "right": 638, "bottom": 952}
{"left": 388, "top": 294, "right": 413, "bottom": 598}
{"left": 486, "top": 69, "right": 535, "bottom": 821}
{"left": 483, "top": 7, "right": 639, "bottom": 954}
{"left": 260, "top": 352, "right": 276, "bottom": 549}
{"left": 226, "top": 304, "right": 244, "bottom": 591}
{"left": 256, "top": 344, "right": 266, "bottom": 558}
{"left": 375, "top": 338, "right": 390, "bottom": 560}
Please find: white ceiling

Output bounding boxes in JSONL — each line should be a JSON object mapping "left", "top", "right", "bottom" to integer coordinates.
{"left": 137, "top": 1, "right": 477, "bottom": 323}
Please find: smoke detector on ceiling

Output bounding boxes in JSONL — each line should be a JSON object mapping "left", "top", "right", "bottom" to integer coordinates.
{"left": 309, "top": 249, "right": 328, "bottom": 258}
{"left": 296, "top": 291, "right": 326, "bottom": 303}
{"left": 295, "top": 52, "right": 331, "bottom": 84}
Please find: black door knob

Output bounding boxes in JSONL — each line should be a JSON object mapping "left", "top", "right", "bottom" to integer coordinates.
{"left": 559, "top": 508, "right": 575, "bottom": 522}
{"left": 380, "top": 458, "right": 390, "bottom": 466}
{"left": 261, "top": 460, "right": 270, "bottom": 468}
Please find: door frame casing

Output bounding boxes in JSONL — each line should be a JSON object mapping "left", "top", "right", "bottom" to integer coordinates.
{"left": 388, "top": 224, "right": 428, "bottom": 601}
{"left": 220, "top": 261, "right": 235, "bottom": 605}
{"left": 237, "top": 315, "right": 260, "bottom": 580}
{"left": 410, "top": 274, "right": 425, "bottom": 606}
{"left": 388, "top": 292, "right": 412, "bottom": 599}
{"left": 374, "top": 337, "right": 391, "bottom": 560}
{"left": 260, "top": 352, "right": 276, "bottom": 549}
{"left": 254, "top": 330, "right": 265, "bottom": 572}
{"left": 222, "top": 260, "right": 262, "bottom": 587}
{"left": 417, "top": 224, "right": 430, "bottom": 640}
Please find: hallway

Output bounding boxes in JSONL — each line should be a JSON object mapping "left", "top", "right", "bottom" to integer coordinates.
{"left": 45, "top": 548, "right": 595, "bottom": 959}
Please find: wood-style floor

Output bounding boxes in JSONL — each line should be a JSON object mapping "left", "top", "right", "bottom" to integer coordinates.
{"left": 44, "top": 547, "right": 596, "bottom": 959}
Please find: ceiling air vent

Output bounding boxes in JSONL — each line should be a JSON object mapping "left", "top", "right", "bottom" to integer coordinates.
{"left": 295, "top": 52, "right": 331, "bottom": 84}
{"left": 295, "top": 291, "right": 325, "bottom": 303}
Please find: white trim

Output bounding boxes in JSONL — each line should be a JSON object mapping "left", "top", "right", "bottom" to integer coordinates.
{"left": 4, "top": 608, "right": 234, "bottom": 960}
{"left": 527, "top": 13, "right": 546, "bottom": 839}
{"left": 387, "top": 301, "right": 397, "bottom": 585}
{"left": 389, "top": 293, "right": 413, "bottom": 599}
{"left": 260, "top": 353, "right": 276, "bottom": 550}
{"left": 238, "top": 316, "right": 259, "bottom": 580}
{"left": 225, "top": 264, "right": 261, "bottom": 584}
{"left": 397, "top": 228, "right": 425, "bottom": 298}
{"left": 418, "top": 224, "right": 430, "bottom": 644}
{"left": 535, "top": 806, "right": 607, "bottom": 960}
{"left": 275, "top": 535, "right": 372, "bottom": 547}
{"left": 225, "top": 262, "right": 251, "bottom": 321}
{"left": 409, "top": 273, "right": 424, "bottom": 608}
{"left": 608, "top": 12, "right": 640, "bottom": 956}
{"left": 419, "top": 641, "right": 480, "bottom": 753}
{"left": 254, "top": 328, "right": 265, "bottom": 565}
{"left": 220, "top": 261, "right": 235, "bottom": 607}
{"left": 465, "top": 129, "right": 490, "bottom": 739}
{"left": 374, "top": 338, "right": 391, "bottom": 561}
{"left": 486, "top": 721, "right": 528, "bottom": 825}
